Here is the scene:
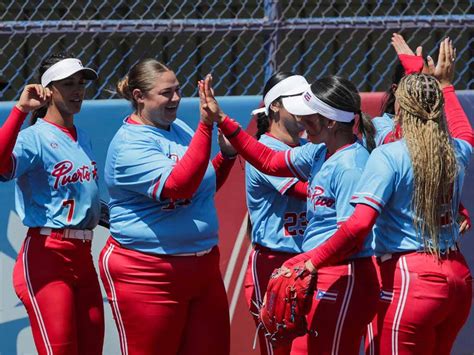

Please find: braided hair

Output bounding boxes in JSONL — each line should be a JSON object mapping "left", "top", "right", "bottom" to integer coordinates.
{"left": 396, "top": 73, "right": 457, "bottom": 255}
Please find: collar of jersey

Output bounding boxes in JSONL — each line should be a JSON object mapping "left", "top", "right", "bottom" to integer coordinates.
{"left": 40, "top": 118, "right": 78, "bottom": 142}
{"left": 264, "top": 133, "right": 300, "bottom": 148}
{"left": 325, "top": 139, "right": 358, "bottom": 160}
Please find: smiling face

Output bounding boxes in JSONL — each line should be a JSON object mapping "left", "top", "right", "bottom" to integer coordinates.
{"left": 138, "top": 70, "right": 181, "bottom": 129}
{"left": 49, "top": 71, "right": 87, "bottom": 117}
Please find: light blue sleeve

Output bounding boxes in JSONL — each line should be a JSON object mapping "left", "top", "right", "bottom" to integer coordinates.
{"left": 454, "top": 138, "right": 472, "bottom": 169}
{"left": 334, "top": 168, "right": 363, "bottom": 222}
{"left": 250, "top": 166, "right": 298, "bottom": 195}
{"left": 350, "top": 149, "right": 396, "bottom": 213}
{"left": 372, "top": 115, "right": 395, "bottom": 147}
{"left": 11, "top": 129, "right": 42, "bottom": 179}
{"left": 113, "top": 139, "right": 175, "bottom": 201}
{"left": 286, "top": 143, "right": 326, "bottom": 180}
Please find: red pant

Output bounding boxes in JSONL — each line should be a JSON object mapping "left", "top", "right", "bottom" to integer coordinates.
{"left": 244, "top": 246, "right": 299, "bottom": 355}
{"left": 13, "top": 230, "right": 104, "bottom": 355}
{"left": 99, "top": 237, "right": 230, "bottom": 355}
{"left": 365, "top": 256, "right": 382, "bottom": 355}
{"left": 292, "top": 257, "right": 379, "bottom": 355}
{"left": 375, "top": 251, "right": 472, "bottom": 355}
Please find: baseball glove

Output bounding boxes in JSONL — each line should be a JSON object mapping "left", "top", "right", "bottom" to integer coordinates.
{"left": 259, "top": 261, "right": 317, "bottom": 348}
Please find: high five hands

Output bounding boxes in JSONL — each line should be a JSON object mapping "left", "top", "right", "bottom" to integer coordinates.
{"left": 198, "top": 74, "right": 226, "bottom": 126}
{"left": 391, "top": 33, "right": 456, "bottom": 89}
{"left": 427, "top": 37, "right": 456, "bottom": 89}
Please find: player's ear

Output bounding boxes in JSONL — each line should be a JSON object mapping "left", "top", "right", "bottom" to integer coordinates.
{"left": 270, "top": 101, "right": 280, "bottom": 114}
{"left": 327, "top": 118, "right": 337, "bottom": 129}
{"left": 132, "top": 89, "right": 145, "bottom": 104}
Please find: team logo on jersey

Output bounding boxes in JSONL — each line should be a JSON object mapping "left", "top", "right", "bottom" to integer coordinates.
{"left": 168, "top": 153, "right": 180, "bottom": 162}
{"left": 308, "top": 186, "right": 335, "bottom": 208}
{"left": 51, "top": 160, "right": 98, "bottom": 189}
{"left": 50, "top": 142, "right": 58, "bottom": 149}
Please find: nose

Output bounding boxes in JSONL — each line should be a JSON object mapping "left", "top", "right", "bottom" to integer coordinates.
{"left": 172, "top": 90, "right": 181, "bottom": 102}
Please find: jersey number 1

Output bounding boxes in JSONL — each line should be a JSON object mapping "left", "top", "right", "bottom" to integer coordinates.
{"left": 62, "top": 199, "right": 75, "bottom": 223}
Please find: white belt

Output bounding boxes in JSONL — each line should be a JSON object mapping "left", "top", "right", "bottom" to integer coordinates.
{"left": 379, "top": 244, "right": 458, "bottom": 263}
{"left": 171, "top": 247, "right": 213, "bottom": 257}
{"left": 39, "top": 227, "right": 94, "bottom": 241}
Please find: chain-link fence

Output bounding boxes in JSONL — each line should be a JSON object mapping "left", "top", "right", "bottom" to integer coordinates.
{"left": 0, "top": 1, "right": 472, "bottom": 100}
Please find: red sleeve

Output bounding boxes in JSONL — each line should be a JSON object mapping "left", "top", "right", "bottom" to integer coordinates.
{"left": 211, "top": 152, "right": 236, "bottom": 191}
{"left": 161, "top": 122, "right": 213, "bottom": 200}
{"left": 218, "top": 116, "right": 294, "bottom": 177}
{"left": 308, "top": 204, "right": 379, "bottom": 268}
{"left": 382, "top": 124, "right": 402, "bottom": 145}
{"left": 286, "top": 181, "right": 308, "bottom": 200}
{"left": 442, "top": 86, "right": 474, "bottom": 146}
{"left": 0, "top": 106, "right": 28, "bottom": 175}
{"left": 398, "top": 54, "right": 424, "bottom": 75}
{"left": 458, "top": 202, "right": 470, "bottom": 225}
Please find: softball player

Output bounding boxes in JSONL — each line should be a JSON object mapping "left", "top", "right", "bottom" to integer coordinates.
{"left": 99, "top": 60, "right": 235, "bottom": 355}
{"left": 296, "top": 40, "right": 473, "bottom": 355}
{"left": 365, "top": 34, "right": 471, "bottom": 353}
{"left": 244, "top": 72, "right": 309, "bottom": 355}
{"left": 0, "top": 54, "right": 104, "bottom": 355}
{"left": 202, "top": 75, "right": 380, "bottom": 354}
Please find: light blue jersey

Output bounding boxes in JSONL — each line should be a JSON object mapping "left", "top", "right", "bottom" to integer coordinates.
{"left": 246, "top": 134, "right": 307, "bottom": 253}
{"left": 105, "top": 118, "right": 218, "bottom": 255}
{"left": 2, "top": 119, "right": 100, "bottom": 229}
{"left": 289, "top": 142, "right": 374, "bottom": 258}
{"left": 352, "top": 138, "right": 472, "bottom": 255}
{"left": 372, "top": 113, "right": 395, "bottom": 147}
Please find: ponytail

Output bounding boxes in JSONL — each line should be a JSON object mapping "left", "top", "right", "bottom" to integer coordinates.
{"left": 255, "top": 111, "right": 270, "bottom": 139}
{"left": 30, "top": 106, "right": 47, "bottom": 126}
{"left": 116, "top": 74, "right": 132, "bottom": 101}
{"left": 358, "top": 110, "right": 376, "bottom": 152}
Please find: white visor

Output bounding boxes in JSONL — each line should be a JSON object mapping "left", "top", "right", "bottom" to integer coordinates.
{"left": 41, "top": 58, "right": 98, "bottom": 87}
{"left": 283, "top": 87, "right": 355, "bottom": 123}
{"left": 255, "top": 75, "right": 309, "bottom": 116}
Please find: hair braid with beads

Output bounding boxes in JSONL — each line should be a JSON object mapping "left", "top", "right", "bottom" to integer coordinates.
{"left": 396, "top": 73, "right": 457, "bottom": 255}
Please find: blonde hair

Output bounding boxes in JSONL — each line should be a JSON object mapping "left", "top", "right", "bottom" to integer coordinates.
{"left": 396, "top": 73, "right": 457, "bottom": 255}
{"left": 116, "top": 59, "right": 170, "bottom": 109}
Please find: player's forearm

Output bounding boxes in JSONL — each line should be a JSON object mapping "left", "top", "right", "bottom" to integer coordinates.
{"left": 285, "top": 181, "right": 308, "bottom": 200}
{"left": 398, "top": 54, "right": 424, "bottom": 75}
{"left": 161, "top": 122, "right": 213, "bottom": 199}
{"left": 0, "top": 106, "right": 28, "bottom": 175}
{"left": 308, "top": 204, "right": 378, "bottom": 269}
{"left": 458, "top": 202, "right": 470, "bottom": 223}
{"left": 218, "top": 116, "right": 294, "bottom": 177}
{"left": 442, "top": 86, "right": 474, "bottom": 146}
{"left": 212, "top": 152, "right": 236, "bottom": 191}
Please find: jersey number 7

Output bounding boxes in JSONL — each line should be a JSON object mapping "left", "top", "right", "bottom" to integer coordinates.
{"left": 62, "top": 199, "right": 75, "bottom": 223}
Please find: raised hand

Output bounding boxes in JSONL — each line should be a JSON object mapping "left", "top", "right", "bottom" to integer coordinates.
{"left": 427, "top": 37, "right": 455, "bottom": 89}
{"left": 391, "top": 33, "right": 427, "bottom": 75}
{"left": 198, "top": 77, "right": 213, "bottom": 126}
{"left": 391, "top": 33, "right": 422, "bottom": 57}
{"left": 199, "top": 74, "right": 226, "bottom": 124}
{"left": 16, "top": 84, "right": 51, "bottom": 113}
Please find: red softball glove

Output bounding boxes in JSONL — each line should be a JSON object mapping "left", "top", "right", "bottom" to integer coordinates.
{"left": 259, "top": 261, "right": 317, "bottom": 348}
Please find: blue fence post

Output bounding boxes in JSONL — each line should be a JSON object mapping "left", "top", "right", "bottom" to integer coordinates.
{"left": 264, "top": 0, "right": 280, "bottom": 82}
